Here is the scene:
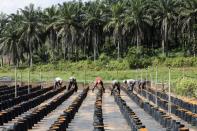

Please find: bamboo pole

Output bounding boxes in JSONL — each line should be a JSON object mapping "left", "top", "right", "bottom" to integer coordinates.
{"left": 15, "top": 67, "right": 17, "bottom": 98}
{"left": 28, "top": 68, "right": 30, "bottom": 94}
{"left": 155, "top": 66, "right": 158, "bottom": 106}
{"left": 168, "top": 67, "right": 171, "bottom": 115}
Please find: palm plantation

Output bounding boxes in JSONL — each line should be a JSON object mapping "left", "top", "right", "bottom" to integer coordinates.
{"left": 0, "top": 0, "right": 196, "bottom": 66}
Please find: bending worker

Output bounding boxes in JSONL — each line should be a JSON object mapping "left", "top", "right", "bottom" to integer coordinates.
{"left": 123, "top": 79, "right": 136, "bottom": 92}
{"left": 92, "top": 77, "right": 105, "bottom": 93}
{"left": 68, "top": 76, "right": 78, "bottom": 92}
{"left": 111, "top": 80, "right": 120, "bottom": 95}
{"left": 54, "top": 77, "right": 63, "bottom": 89}
{"left": 139, "top": 80, "right": 147, "bottom": 90}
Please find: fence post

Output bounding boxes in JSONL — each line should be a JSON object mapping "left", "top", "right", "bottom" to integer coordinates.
{"left": 20, "top": 71, "right": 22, "bottom": 86}
{"left": 155, "top": 65, "right": 158, "bottom": 106}
{"left": 146, "top": 67, "right": 148, "bottom": 100}
{"left": 135, "top": 69, "right": 138, "bottom": 80}
{"left": 28, "top": 68, "right": 30, "bottom": 94}
{"left": 116, "top": 69, "right": 119, "bottom": 80}
{"left": 168, "top": 67, "right": 171, "bottom": 115}
{"left": 40, "top": 69, "right": 42, "bottom": 88}
{"left": 15, "top": 67, "right": 17, "bottom": 98}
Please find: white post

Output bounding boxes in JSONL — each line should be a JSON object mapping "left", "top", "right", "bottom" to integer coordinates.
{"left": 150, "top": 68, "right": 152, "bottom": 98}
{"left": 28, "top": 68, "right": 30, "bottom": 94}
{"left": 40, "top": 69, "right": 42, "bottom": 88}
{"left": 140, "top": 69, "right": 143, "bottom": 95}
{"left": 136, "top": 69, "right": 138, "bottom": 80}
{"left": 15, "top": 67, "right": 17, "bottom": 98}
{"left": 20, "top": 71, "right": 22, "bottom": 86}
{"left": 116, "top": 69, "right": 118, "bottom": 79}
{"left": 150, "top": 68, "right": 152, "bottom": 87}
{"left": 136, "top": 68, "right": 139, "bottom": 87}
{"left": 146, "top": 67, "right": 148, "bottom": 99}
{"left": 155, "top": 66, "right": 158, "bottom": 106}
{"left": 84, "top": 64, "right": 86, "bottom": 88}
{"left": 168, "top": 67, "right": 171, "bottom": 115}
{"left": 52, "top": 70, "right": 54, "bottom": 86}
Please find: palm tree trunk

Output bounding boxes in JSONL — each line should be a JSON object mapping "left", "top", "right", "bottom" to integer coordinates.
{"left": 29, "top": 46, "right": 33, "bottom": 67}
{"left": 27, "top": 35, "right": 32, "bottom": 67}
{"left": 137, "top": 29, "right": 140, "bottom": 49}
{"left": 50, "top": 31, "right": 54, "bottom": 61}
{"left": 8, "top": 55, "right": 11, "bottom": 66}
{"left": 93, "top": 32, "right": 96, "bottom": 62}
{"left": 84, "top": 36, "right": 86, "bottom": 58}
{"left": 193, "top": 32, "right": 196, "bottom": 57}
{"left": 96, "top": 32, "right": 99, "bottom": 58}
{"left": 63, "top": 37, "right": 66, "bottom": 60}
{"left": 118, "top": 40, "right": 120, "bottom": 60}
{"left": 162, "top": 19, "right": 165, "bottom": 56}
{"left": 30, "top": 56, "right": 33, "bottom": 67}
{"left": 1, "top": 56, "right": 3, "bottom": 67}
{"left": 164, "top": 18, "right": 168, "bottom": 56}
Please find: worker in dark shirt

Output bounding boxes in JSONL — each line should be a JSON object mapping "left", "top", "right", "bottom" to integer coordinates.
{"left": 123, "top": 79, "right": 136, "bottom": 92}
{"left": 68, "top": 76, "right": 78, "bottom": 92}
{"left": 54, "top": 77, "right": 63, "bottom": 89}
{"left": 111, "top": 80, "right": 121, "bottom": 95}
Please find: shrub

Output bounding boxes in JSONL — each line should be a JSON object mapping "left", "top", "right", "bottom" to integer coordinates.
{"left": 126, "top": 47, "right": 152, "bottom": 68}
{"left": 108, "top": 59, "right": 129, "bottom": 70}
{"left": 98, "top": 53, "right": 110, "bottom": 65}
{"left": 175, "top": 77, "right": 197, "bottom": 98}
{"left": 164, "top": 57, "right": 197, "bottom": 67}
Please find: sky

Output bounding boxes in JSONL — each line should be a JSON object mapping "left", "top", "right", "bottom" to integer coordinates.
{"left": 0, "top": 0, "right": 88, "bottom": 14}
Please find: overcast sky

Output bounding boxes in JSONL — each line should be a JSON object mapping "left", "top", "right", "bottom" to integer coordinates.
{"left": 0, "top": 0, "right": 89, "bottom": 14}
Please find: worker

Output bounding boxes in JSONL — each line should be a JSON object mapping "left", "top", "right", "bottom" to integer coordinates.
{"left": 92, "top": 77, "right": 105, "bottom": 93}
{"left": 111, "top": 80, "right": 121, "bottom": 95}
{"left": 68, "top": 76, "right": 78, "bottom": 92}
{"left": 123, "top": 79, "right": 136, "bottom": 92}
{"left": 139, "top": 80, "right": 148, "bottom": 90}
{"left": 54, "top": 77, "right": 63, "bottom": 89}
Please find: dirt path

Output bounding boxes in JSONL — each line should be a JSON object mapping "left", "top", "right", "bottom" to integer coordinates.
{"left": 67, "top": 91, "right": 96, "bottom": 131}
{"left": 121, "top": 91, "right": 166, "bottom": 131}
{"left": 102, "top": 89, "right": 130, "bottom": 131}
{"left": 28, "top": 91, "right": 81, "bottom": 131}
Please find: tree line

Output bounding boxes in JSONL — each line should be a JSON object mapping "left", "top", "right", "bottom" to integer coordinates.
{"left": 0, "top": 0, "right": 196, "bottom": 66}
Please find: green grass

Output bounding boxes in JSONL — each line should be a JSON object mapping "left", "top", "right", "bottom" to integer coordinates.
{"left": 0, "top": 66, "right": 196, "bottom": 84}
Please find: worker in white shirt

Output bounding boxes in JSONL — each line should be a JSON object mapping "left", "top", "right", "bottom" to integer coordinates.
{"left": 68, "top": 76, "right": 78, "bottom": 92}
{"left": 123, "top": 79, "right": 136, "bottom": 92}
{"left": 54, "top": 77, "right": 63, "bottom": 89}
{"left": 111, "top": 80, "right": 121, "bottom": 95}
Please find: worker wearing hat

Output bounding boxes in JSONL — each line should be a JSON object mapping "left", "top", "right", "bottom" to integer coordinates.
{"left": 54, "top": 77, "right": 63, "bottom": 89}
{"left": 68, "top": 76, "right": 78, "bottom": 92}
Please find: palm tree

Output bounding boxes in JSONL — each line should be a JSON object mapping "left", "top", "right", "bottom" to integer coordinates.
{"left": 0, "top": 13, "right": 7, "bottom": 37}
{"left": 104, "top": 1, "right": 125, "bottom": 59}
{"left": 0, "top": 12, "right": 8, "bottom": 66}
{"left": 152, "top": 0, "right": 180, "bottom": 56}
{"left": 124, "top": 0, "right": 152, "bottom": 49}
{"left": 44, "top": 5, "right": 59, "bottom": 61}
{"left": 83, "top": 0, "right": 105, "bottom": 61}
{"left": 0, "top": 13, "right": 21, "bottom": 66}
{"left": 180, "top": 0, "right": 197, "bottom": 56}
{"left": 53, "top": 2, "right": 80, "bottom": 60}
{"left": 18, "top": 4, "right": 43, "bottom": 67}
{"left": 0, "top": 0, "right": 197, "bottom": 64}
